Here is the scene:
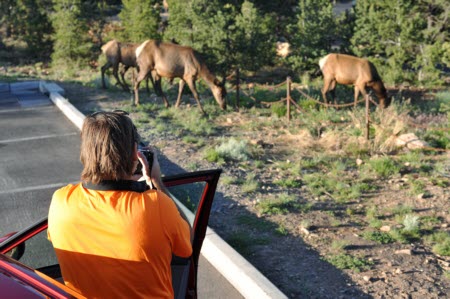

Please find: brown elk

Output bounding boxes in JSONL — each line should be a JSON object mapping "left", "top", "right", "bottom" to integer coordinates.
{"left": 134, "top": 40, "right": 227, "bottom": 113}
{"left": 319, "top": 53, "right": 389, "bottom": 108}
{"left": 100, "top": 40, "right": 151, "bottom": 92}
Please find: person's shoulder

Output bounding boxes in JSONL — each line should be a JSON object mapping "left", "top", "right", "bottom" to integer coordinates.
{"left": 53, "top": 183, "right": 80, "bottom": 199}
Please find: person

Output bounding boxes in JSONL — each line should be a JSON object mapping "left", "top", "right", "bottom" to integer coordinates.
{"left": 48, "top": 110, "right": 192, "bottom": 298}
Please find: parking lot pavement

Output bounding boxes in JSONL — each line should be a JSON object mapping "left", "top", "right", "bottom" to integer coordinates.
{"left": 1, "top": 81, "right": 288, "bottom": 299}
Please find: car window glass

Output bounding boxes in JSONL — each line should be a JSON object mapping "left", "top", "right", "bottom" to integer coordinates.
{"left": 6, "top": 229, "right": 58, "bottom": 269}
{"left": 167, "top": 182, "right": 206, "bottom": 226}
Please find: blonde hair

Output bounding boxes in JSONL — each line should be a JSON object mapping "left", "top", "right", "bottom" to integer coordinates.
{"left": 80, "top": 111, "right": 139, "bottom": 184}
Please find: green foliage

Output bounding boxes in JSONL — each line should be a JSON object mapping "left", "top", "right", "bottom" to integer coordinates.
{"left": 256, "top": 193, "right": 307, "bottom": 216}
{"left": 423, "top": 130, "right": 450, "bottom": 150}
{"left": 288, "top": 0, "right": 335, "bottom": 74}
{"left": 215, "top": 137, "right": 251, "bottom": 162}
{"left": 325, "top": 253, "right": 373, "bottom": 272}
{"left": 51, "top": 0, "right": 93, "bottom": 70}
{"left": 331, "top": 240, "right": 348, "bottom": 252}
{"left": 274, "top": 178, "right": 302, "bottom": 188}
{"left": 118, "top": 0, "right": 160, "bottom": 42}
{"left": 351, "top": 0, "right": 449, "bottom": 85}
{"left": 362, "top": 231, "right": 395, "bottom": 244}
{"left": 164, "top": 0, "right": 275, "bottom": 76}
{"left": 14, "top": 0, "right": 53, "bottom": 59}
{"left": 271, "top": 102, "right": 287, "bottom": 117}
{"left": 241, "top": 173, "right": 259, "bottom": 193}
{"left": 365, "top": 156, "right": 400, "bottom": 178}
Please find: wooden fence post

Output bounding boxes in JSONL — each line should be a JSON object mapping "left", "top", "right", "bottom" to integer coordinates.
{"left": 235, "top": 68, "right": 240, "bottom": 111}
{"left": 365, "top": 94, "right": 370, "bottom": 140}
{"left": 287, "top": 76, "right": 291, "bottom": 121}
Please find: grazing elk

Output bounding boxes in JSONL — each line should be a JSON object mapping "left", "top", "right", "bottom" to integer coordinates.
{"left": 100, "top": 40, "right": 152, "bottom": 92}
{"left": 319, "top": 53, "right": 390, "bottom": 108}
{"left": 134, "top": 40, "right": 227, "bottom": 113}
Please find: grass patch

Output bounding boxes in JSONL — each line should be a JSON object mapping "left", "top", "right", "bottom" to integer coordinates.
{"left": 241, "top": 174, "right": 259, "bottom": 193}
{"left": 256, "top": 193, "right": 310, "bottom": 216}
{"left": 365, "top": 156, "right": 401, "bottom": 178}
{"left": 325, "top": 253, "right": 373, "bottom": 272}
{"left": 425, "top": 232, "right": 450, "bottom": 256}
{"left": 362, "top": 231, "right": 395, "bottom": 244}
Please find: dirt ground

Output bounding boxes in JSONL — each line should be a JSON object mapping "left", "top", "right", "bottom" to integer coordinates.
{"left": 61, "top": 82, "right": 450, "bottom": 299}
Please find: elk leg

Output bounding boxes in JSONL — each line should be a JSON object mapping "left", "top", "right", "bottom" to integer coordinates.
{"left": 101, "top": 62, "right": 112, "bottom": 89}
{"left": 329, "top": 80, "right": 337, "bottom": 104}
{"left": 321, "top": 77, "right": 333, "bottom": 104}
{"left": 354, "top": 84, "right": 368, "bottom": 108}
{"left": 175, "top": 80, "right": 185, "bottom": 108}
{"left": 134, "top": 69, "right": 149, "bottom": 106}
{"left": 112, "top": 64, "right": 127, "bottom": 90}
{"left": 154, "top": 76, "right": 170, "bottom": 108}
{"left": 120, "top": 65, "right": 131, "bottom": 91}
{"left": 186, "top": 78, "right": 205, "bottom": 114}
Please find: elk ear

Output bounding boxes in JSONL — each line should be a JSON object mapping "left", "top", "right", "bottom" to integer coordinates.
{"left": 214, "top": 78, "right": 222, "bottom": 87}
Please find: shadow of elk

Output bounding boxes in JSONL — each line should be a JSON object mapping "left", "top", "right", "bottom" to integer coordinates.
{"left": 101, "top": 39, "right": 151, "bottom": 92}
{"left": 133, "top": 40, "right": 227, "bottom": 114}
{"left": 319, "top": 53, "right": 390, "bottom": 108}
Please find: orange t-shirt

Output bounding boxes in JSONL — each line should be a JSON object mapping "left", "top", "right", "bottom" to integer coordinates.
{"left": 48, "top": 182, "right": 192, "bottom": 299}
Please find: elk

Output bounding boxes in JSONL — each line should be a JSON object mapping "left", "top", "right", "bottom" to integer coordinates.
{"left": 319, "top": 53, "right": 390, "bottom": 108}
{"left": 100, "top": 40, "right": 151, "bottom": 92}
{"left": 133, "top": 40, "right": 227, "bottom": 113}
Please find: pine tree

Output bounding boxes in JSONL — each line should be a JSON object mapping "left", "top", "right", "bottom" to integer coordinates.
{"left": 164, "top": 0, "right": 276, "bottom": 76}
{"left": 232, "top": 1, "right": 275, "bottom": 72}
{"left": 288, "top": 0, "right": 335, "bottom": 74}
{"left": 16, "top": 0, "right": 53, "bottom": 59}
{"left": 51, "top": 0, "right": 93, "bottom": 71}
{"left": 119, "top": 0, "right": 161, "bottom": 43}
{"left": 351, "top": 0, "right": 449, "bottom": 85}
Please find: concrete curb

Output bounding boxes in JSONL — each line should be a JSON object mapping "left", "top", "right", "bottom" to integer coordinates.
{"left": 39, "top": 81, "right": 288, "bottom": 299}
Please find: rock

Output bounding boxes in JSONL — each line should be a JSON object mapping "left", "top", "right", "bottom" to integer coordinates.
{"left": 300, "top": 227, "right": 310, "bottom": 235}
{"left": 395, "top": 249, "right": 413, "bottom": 255}
{"left": 380, "top": 225, "right": 391, "bottom": 232}
{"left": 395, "top": 133, "right": 429, "bottom": 149}
{"left": 362, "top": 275, "right": 371, "bottom": 282}
{"left": 395, "top": 268, "right": 403, "bottom": 274}
{"left": 356, "top": 158, "right": 363, "bottom": 166}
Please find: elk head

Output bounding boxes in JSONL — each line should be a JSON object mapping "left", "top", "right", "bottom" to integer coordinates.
{"left": 212, "top": 78, "right": 227, "bottom": 110}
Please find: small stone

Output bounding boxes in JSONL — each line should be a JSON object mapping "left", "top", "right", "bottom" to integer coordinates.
{"left": 395, "top": 268, "right": 403, "bottom": 274}
{"left": 356, "top": 158, "right": 363, "bottom": 166}
{"left": 395, "top": 249, "right": 413, "bottom": 255}
{"left": 363, "top": 276, "right": 371, "bottom": 282}
{"left": 380, "top": 225, "right": 391, "bottom": 232}
{"left": 441, "top": 223, "right": 448, "bottom": 228}
{"left": 300, "top": 227, "right": 310, "bottom": 235}
{"left": 417, "top": 193, "right": 425, "bottom": 199}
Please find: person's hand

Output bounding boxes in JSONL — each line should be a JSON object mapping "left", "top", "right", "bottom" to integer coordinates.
{"left": 137, "top": 147, "right": 163, "bottom": 189}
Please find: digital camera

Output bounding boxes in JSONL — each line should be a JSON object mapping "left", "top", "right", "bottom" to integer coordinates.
{"left": 135, "top": 149, "right": 154, "bottom": 175}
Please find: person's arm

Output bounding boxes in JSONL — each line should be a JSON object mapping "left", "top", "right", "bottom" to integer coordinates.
{"left": 137, "top": 148, "right": 192, "bottom": 237}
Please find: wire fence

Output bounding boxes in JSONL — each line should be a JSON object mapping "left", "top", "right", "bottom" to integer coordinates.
{"left": 227, "top": 68, "right": 449, "bottom": 152}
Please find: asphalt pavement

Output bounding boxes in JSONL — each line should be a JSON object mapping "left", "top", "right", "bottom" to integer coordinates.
{"left": 0, "top": 81, "right": 287, "bottom": 299}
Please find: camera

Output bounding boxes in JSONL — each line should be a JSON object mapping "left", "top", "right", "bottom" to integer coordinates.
{"left": 135, "top": 149, "right": 154, "bottom": 175}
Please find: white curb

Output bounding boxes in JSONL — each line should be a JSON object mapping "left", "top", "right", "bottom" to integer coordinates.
{"left": 40, "top": 81, "right": 288, "bottom": 299}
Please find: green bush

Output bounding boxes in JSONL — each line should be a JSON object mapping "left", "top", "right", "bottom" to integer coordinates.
{"left": 325, "top": 253, "right": 373, "bottom": 272}
{"left": 362, "top": 231, "right": 395, "bottom": 244}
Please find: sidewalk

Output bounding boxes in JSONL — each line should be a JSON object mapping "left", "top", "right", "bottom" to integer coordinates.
{"left": 38, "top": 80, "right": 288, "bottom": 299}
